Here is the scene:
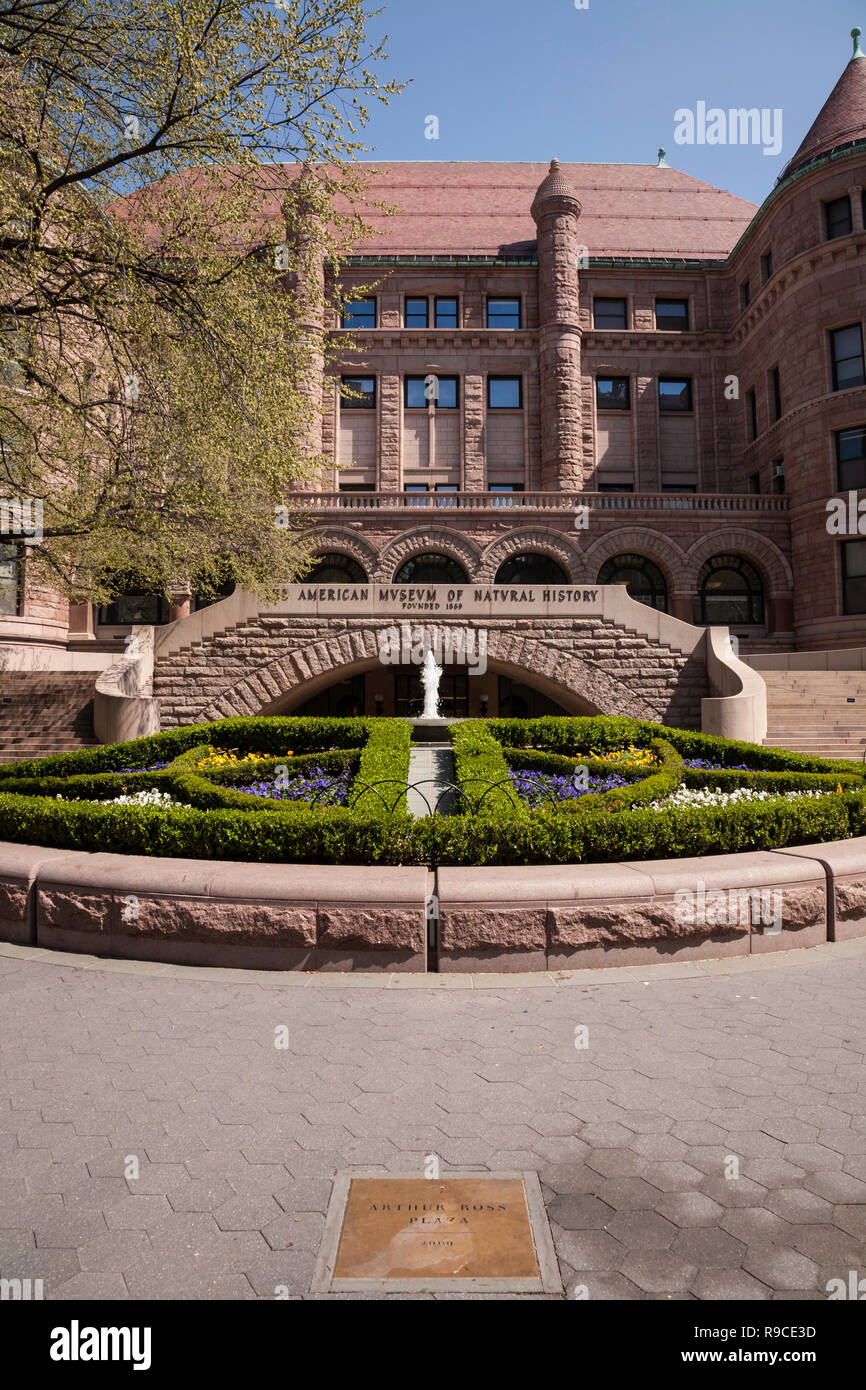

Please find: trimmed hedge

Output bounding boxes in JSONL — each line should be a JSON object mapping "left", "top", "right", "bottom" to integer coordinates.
{"left": 349, "top": 720, "right": 412, "bottom": 816}
{"left": 0, "top": 715, "right": 863, "bottom": 867}
{"left": 0, "top": 717, "right": 378, "bottom": 781}
{"left": 489, "top": 716, "right": 866, "bottom": 776}
{"left": 451, "top": 722, "right": 522, "bottom": 815}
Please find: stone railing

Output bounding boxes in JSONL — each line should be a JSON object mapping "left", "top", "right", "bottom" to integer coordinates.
{"left": 3, "top": 835, "right": 862, "bottom": 973}
{"left": 292, "top": 490, "right": 790, "bottom": 515}
{"left": 93, "top": 628, "right": 160, "bottom": 744}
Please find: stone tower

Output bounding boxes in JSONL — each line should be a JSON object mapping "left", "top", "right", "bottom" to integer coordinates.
{"left": 531, "top": 159, "right": 584, "bottom": 490}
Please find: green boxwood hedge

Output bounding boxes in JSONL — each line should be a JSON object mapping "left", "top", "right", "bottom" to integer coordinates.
{"left": 0, "top": 714, "right": 863, "bottom": 867}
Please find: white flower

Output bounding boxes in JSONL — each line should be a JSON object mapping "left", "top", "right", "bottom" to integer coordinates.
{"left": 649, "top": 786, "right": 830, "bottom": 810}
{"left": 54, "top": 788, "right": 178, "bottom": 807}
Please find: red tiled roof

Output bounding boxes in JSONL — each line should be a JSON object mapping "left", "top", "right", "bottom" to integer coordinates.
{"left": 784, "top": 53, "right": 866, "bottom": 177}
{"left": 269, "top": 161, "right": 757, "bottom": 261}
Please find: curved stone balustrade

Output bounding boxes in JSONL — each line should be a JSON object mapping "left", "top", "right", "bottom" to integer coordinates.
{"left": 1, "top": 837, "right": 863, "bottom": 974}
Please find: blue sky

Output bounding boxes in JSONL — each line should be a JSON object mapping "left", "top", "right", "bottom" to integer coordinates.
{"left": 360, "top": 0, "right": 864, "bottom": 207}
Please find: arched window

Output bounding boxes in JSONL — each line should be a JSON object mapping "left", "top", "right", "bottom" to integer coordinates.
{"left": 597, "top": 553, "right": 668, "bottom": 612}
{"left": 694, "top": 554, "right": 765, "bottom": 625}
{"left": 0, "top": 543, "right": 21, "bottom": 616}
{"left": 394, "top": 552, "right": 468, "bottom": 584}
{"left": 305, "top": 553, "right": 368, "bottom": 583}
{"left": 494, "top": 553, "right": 569, "bottom": 585}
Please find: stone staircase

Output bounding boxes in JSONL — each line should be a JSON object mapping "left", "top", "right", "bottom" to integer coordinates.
{"left": 0, "top": 672, "right": 99, "bottom": 764}
{"left": 762, "top": 671, "right": 866, "bottom": 761}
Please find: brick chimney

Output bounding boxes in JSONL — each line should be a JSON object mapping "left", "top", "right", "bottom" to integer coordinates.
{"left": 531, "top": 159, "right": 583, "bottom": 490}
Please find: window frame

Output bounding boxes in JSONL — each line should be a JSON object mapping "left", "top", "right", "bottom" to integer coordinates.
{"left": 486, "top": 297, "right": 522, "bottom": 331}
{"left": 487, "top": 376, "right": 523, "bottom": 409}
{"left": 595, "top": 376, "right": 631, "bottom": 411}
{"left": 593, "top": 297, "right": 628, "bottom": 330}
{"left": 434, "top": 296, "right": 459, "bottom": 329}
{"left": 825, "top": 195, "right": 853, "bottom": 241}
{"left": 836, "top": 426, "right": 866, "bottom": 491}
{"left": 341, "top": 299, "right": 377, "bottom": 330}
{"left": 0, "top": 541, "right": 22, "bottom": 617}
{"left": 842, "top": 538, "right": 866, "bottom": 615}
{"left": 658, "top": 377, "right": 694, "bottom": 413}
{"left": 404, "top": 297, "right": 429, "bottom": 329}
{"left": 655, "top": 298, "right": 690, "bottom": 332}
{"left": 831, "top": 324, "right": 866, "bottom": 392}
{"left": 339, "top": 375, "right": 377, "bottom": 410}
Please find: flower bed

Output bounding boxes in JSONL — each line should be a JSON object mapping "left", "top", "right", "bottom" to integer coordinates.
{"left": 0, "top": 715, "right": 864, "bottom": 866}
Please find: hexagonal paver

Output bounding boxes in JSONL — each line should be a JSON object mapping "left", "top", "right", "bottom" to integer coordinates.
{"left": 606, "top": 1210, "right": 678, "bottom": 1250}
{"left": 742, "top": 1247, "right": 819, "bottom": 1291}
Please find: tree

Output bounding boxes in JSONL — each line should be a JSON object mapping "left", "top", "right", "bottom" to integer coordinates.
{"left": 0, "top": 0, "right": 402, "bottom": 605}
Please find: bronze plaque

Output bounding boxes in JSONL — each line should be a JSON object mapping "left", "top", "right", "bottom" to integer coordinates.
{"left": 334, "top": 1177, "right": 539, "bottom": 1280}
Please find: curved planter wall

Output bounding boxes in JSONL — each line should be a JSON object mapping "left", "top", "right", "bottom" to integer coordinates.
{"left": 0, "top": 839, "right": 865, "bottom": 973}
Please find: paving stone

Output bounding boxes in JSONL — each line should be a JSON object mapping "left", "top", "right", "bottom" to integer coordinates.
{"left": 672, "top": 1227, "right": 747, "bottom": 1267}
{"left": 765, "top": 1189, "right": 835, "bottom": 1224}
{"left": 545, "top": 1194, "right": 613, "bottom": 1229}
{"left": 555, "top": 1229, "right": 624, "bottom": 1272}
{"left": 2, "top": 946, "right": 866, "bottom": 1301}
{"left": 605, "top": 1210, "right": 678, "bottom": 1250}
{"left": 742, "top": 1246, "right": 820, "bottom": 1291}
{"left": 620, "top": 1252, "right": 697, "bottom": 1295}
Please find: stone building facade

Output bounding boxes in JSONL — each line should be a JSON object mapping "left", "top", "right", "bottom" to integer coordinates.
{"left": 3, "top": 31, "right": 866, "bottom": 727}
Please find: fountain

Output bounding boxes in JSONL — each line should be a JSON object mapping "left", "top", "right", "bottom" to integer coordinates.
{"left": 420, "top": 648, "right": 442, "bottom": 720}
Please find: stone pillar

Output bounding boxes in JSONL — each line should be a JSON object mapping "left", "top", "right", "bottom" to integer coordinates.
{"left": 531, "top": 160, "right": 584, "bottom": 491}
{"left": 770, "top": 592, "right": 794, "bottom": 634}
{"left": 282, "top": 170, "right": 326, "bottom": 486}
{"left": 378, "top": 375, "right": 402, "bottom": 492}
{"left": 849, "top": 184, "right": 864, "bottom": 233}
{"left": 169, "top": 585, "right": 192, "bottom": 623}
{"left": 671, "top": 593, "right": 694, "bottom": 624}
{"left": 463, "top": 375, "right": 486, "bottom": 491}
{"left": 67, "top": 602, "right": 95, "bottom": 639}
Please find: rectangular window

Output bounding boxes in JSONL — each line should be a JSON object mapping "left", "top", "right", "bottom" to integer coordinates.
{"left": 761, "top": 250, "right": 774, "bottom": 283}
{"left": 435, "top": 297, "right": 459, "bottom": 328}
{"left": 842, "top": 539, "right": 866, "bottom": 614}
{"left": 740, "top": 281, "right": 751, "bottom": 311}
{"left": 596, "top": 376, "right": 631, "bottom": 410}
{"left": 593, "top": 298, "right": 628, "bottom": 330}
{"left": 771, "top": 458, "right": 786, "bottom": 494}
{"left": 0, "top": 542, "right": 20, "bottom": 616}
{"left": 837, "top": 426, "right": 866, "bottom": 490}
{"left": 487, "top": 377, "right": 523, "bottom": 408}
{"left": 340, "top": 375, "right": 376, "bottom": 409}
{"left": 658, "top": 377, "right": 693, "bottom": 411}
{"left": 405, "top": 298, "right": 429, "bottom": 328}
{"left": 747, "top": 388, "right": 758, "bottom": 441}
{"left": 826, "top": 195, "right": 853, "bottom": 240}
{"left": 662, "top": 484, "right": 697, "bottom": 493}
{"left": 771, "top": 366, "right": 782, "bottom": 422}
{"left": 338, "top": 483, "right": 374, "bottom": 492}
{"left": 656, "top": 299, "right": 690, "bottom": 331}
{"left": 342, "top": 300, "right": 376, "bottom": 329}
{"left": 597, "top": 483, "right": 634, "bottom": 492}
{"left": 434, "top": 376, "right": 459, "bottom": 409}
{"left": 486, "top": 298, "right": 521, "bottom": 330}
{"left": 832, "top": 324, "right": 866, "bottom": 390}
{"left": 405, "top": 375, "right": 458, "bottom": 409}
{"left": 748, "top": 472, "right": 761, "bottom": 494}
